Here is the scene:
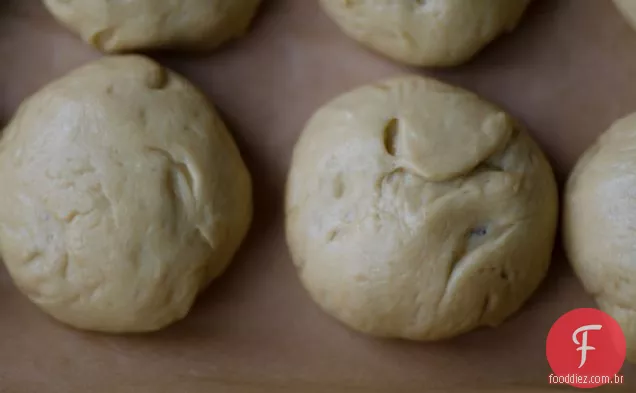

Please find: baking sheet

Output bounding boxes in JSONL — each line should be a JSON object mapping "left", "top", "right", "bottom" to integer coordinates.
{"left": 1, "top": 0, "right": 635, "bottom": 391}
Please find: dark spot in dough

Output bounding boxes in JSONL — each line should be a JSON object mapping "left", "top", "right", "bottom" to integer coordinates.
{"left": 470, "top": 226, "right": 488, "bottom": 237}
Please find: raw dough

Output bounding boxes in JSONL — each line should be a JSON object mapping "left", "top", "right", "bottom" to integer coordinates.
{"left": 285, "top": 75, "right": 558, "bottom": 340}
{"left": 42, "top": 0, "right": 261, "bottom": 52}
{"left": 320, "top": 0, "right": 531, "bottom": 67}
{"left": 564, "top": 113, "right": 636, "bottom": 363}
{"left": 615, "top": 0, "right": 636, "bottom": 32}
{"left": 0, "top": 55, "right": 252, "bottom": 333}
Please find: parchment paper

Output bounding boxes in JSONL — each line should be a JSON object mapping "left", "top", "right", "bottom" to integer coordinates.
{"left": 1, "top": 0, "right": 635, "bottom": 391}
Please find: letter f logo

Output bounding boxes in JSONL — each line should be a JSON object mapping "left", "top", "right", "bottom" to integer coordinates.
{"left": 547, "top": 309, "right": 626, "bottom": 388}
{"left": 573, "top": 324, "right": 603, "bottom": 368}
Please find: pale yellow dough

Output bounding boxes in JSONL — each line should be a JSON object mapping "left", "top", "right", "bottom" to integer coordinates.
{"left": 320, "top": 0, "right": 531, "bottom": 67}
{"left": 0, "top": 55, "right": 252, "bottom": 333}
{"left": 42, "top": 0, "right": 261, "bottom": 52}
{"left": 564, "top": 113, "right": 636, "bottom": 363}
{"left": 285, "top": 76, "right": 558, "bottom": 340}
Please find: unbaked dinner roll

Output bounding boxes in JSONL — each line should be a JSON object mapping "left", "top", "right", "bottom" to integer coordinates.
{"left": 0, "top": 55, "right": 252, "bottom": 333}
{"left": 42, "top": 0, "right": 261, "bottom": 52}
{"left": 285, "top": 75, "right": 558, "bottom": 340}
{"left": 564, "top": 113, "right": 636, "bottom": 363}
{"left": 320, "top": 0, "right": 531, "bottom": 67}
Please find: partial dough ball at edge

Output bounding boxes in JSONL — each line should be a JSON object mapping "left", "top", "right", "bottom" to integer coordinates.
{"left": 320, "top": 0, "right": 532, "bottom": 67}
{"left": 42, "top": 0, "right": 262, "bottom": 52}
{"left": 564, "top": 112, "right": 636, "bottom": 363}
{"left": 614, "top": 0, "right": 636, "bottom": 33}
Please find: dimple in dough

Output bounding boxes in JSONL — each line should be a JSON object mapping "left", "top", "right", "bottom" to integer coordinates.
{"left": 0, "top": 55, "right": 252, "bottom": 333}
{"left": 285, "top": 76, "right": 558, "bottom": 340}
{"left": 564, "top": 113, "right": 636, "bottom": 363}
{"left": 320, "top": 0, "right": 532, "bottom": 67}
{"left": 42, "top": 0, "right": 261, "bottom": 52}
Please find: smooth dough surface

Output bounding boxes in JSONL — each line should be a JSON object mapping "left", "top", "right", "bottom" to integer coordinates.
{"left": 0, "top": 55, "right": 252, "bottom": 333}
{"left": 564, "top": 113, "right": 636, "bottom": 363}
{"left": 286, "top": 76, "right": 558, "bottom": 340}
{"left": 42, "top": 0, "right": 261, "bottom": 52}
{"left": 320, "top": 0, "right": 531, "bottom": 67}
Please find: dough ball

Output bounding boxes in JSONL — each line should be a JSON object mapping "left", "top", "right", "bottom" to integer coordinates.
{"left": 564, "top": 113, "right": 636, "bottom": 363}
{"left": 0, "top": 55, "right": 252, "bottom": 333}
{"left": 285, "top": 76, "right": 558, "bottom": 340}
{"left": 320, "top": 0, "right": 531, "bottom": 67}
{"left": 42, "top": 0, "right": 261, "bottom": 52}
{"left": 615, "top": 0, "right": 636, "bottom": 32}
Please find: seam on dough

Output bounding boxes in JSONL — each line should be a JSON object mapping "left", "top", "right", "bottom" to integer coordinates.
{"left": 144, "top": 146, "right": 197, "bottom": 209}
{"left": 479, "top": 293, "right": 493, "bottom": 323}
{"left": 438, "top": 222, "right": 521, "bottom": 311}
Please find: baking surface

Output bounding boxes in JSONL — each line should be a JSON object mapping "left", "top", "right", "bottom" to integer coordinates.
{"left": 0, "top": 0, "right": 635, "bottom": 391}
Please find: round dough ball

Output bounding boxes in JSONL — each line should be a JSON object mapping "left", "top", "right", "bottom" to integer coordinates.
{"left": 320, "top": 0, "right": 531, "bottom": 67}
{"left": 42, "top": 0, "right": 261, "bottom": 52}
{"left": 564, "top": 113, "right": 636, "bottom": 363}
{"left": 0, "top": 55, "right": 252, "bottom": 333}
{"left": 614, "top": 0, "right": 636, "bottom": 32}
{"left": 285, "top": 76, "right": 558, "bottom": 340}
